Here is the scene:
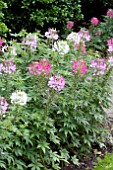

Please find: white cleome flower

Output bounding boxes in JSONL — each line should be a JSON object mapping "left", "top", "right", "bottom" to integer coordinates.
{"left": 10, "top": 90, "right": 28, "bottom": 106}
{"left": 53, "top": 40, "right": 70, "bottom": 55}
{"left": 66, "top": 32, "right": 77, "bottom": 42}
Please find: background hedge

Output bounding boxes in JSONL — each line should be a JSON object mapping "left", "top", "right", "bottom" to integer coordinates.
{"left": 3, "top": 0, "right": 83, "bottom": 34}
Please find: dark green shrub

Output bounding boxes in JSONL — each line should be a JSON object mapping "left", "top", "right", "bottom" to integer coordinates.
{"left": 3, "top": 0, "right": 83, "bottom": 34}
{"left": 0, "top": 0, "right": 8, "bottom": 35}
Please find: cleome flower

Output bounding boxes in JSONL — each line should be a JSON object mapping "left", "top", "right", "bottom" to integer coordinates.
{"left": 90, "top": 17, "right": 99, "bottom": 26}
{"left": 22, "top": 33, "right": 37, "bottom": 50}
{"left": 72, "top": 59, "right": 87, "bottom": 74}
{"left": 29, "top": 58, "right": 51, "bottom": 76}
{"left": 10, "top": 90, "right": 28, "bottom": 106}
{"left": 108, "top": 56, "right": 113, "bottom": 66}
{"left": 107, "top": 9, "right": 113, "bottom": 18}
{"left": 90, "top": 58, "right": 106, "bottom": 75}
{"left": 48, "top": 75, "right": 65, "bottom": 91}
{"left": 0, "top": 59, "right": 16, "bottom": 74}
{"left": 0, "top": 97, "right": 8, "bottom": 114}
{"left": 66, "top": 32, "right": 77, "bottom": 42}
{"left": 107, "top": 38, "right": 113, "bottom": 52}
{"left": 53, "top": 40, "right": 70, "bottom": 55}
{"left": 66, "top": 21, "right": 74, "bottom": 29}
{"left": 45, "top": 28, "right": 58, "bottom": 40}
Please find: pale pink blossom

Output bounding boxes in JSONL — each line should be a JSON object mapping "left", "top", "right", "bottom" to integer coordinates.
{"left": 107, "top": 9, "right": 113, "bottom": 17}
{"left": 72, "top": 59, "right": 87, "bottom": 74}
{"left": 66, "top": 21, "right": 74, "bottom": 29}
{"left": 22, "top": 34, "right": 37, "bottom": 50}
{"left": 108, "top": 38, "right": 113, "bottom": 52}
{"left": 0, "top": 60, "right": 16, "bottom": 74}
{"left": 91, "top": 17, "right": 99, "bottom": 26}
{"left": 45, "top": 28, "right": 58, "bottom": 40}
{"left": 73, "top": 29, "right": 90, "bottom": 54}
{"left": 4, "top": 60, "right": 16, "bottom": 74}
{"left": 48, "top": 75, "right": 65, "bottom": 91}
{"left": 90, "top": 58, "right": 106, "bottom": 75}
{"left": 108, "top": 56, "right": 113, "bottom": 66}
{"left": 0, "top": 97, "right": 8, "bottom": 114}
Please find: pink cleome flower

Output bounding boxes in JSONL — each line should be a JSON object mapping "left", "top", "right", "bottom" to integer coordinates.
{"left": 66, "top": 21, "right": 74, "bottom": 29}
{"left": 107, "top": 9, "right": 113, "bottom": 17}
{"left": 45, "top": 28, "right": 58, "bottom": 40}
{"left": 72, "top": 59, "right": 87, "bottom": 74}
{"left": 48, "top": 75, "right": 65, "bottom": 91}
{"left": 90, "top": 58, "right": 106, "bottom": 75}
{"left": 0, "top": 97, "right": 8, "bottom": 114}
{"left": 91, "top": 17, "right": 99, "bottom": 26}
{"left": 29, "top": 58, "right": 51, "bottom": 76}
{"left": 0, "top": 37, "right": 4, "bottom": 47}
{"left": 107, "top": 38, "right": 113, "bottom": 52}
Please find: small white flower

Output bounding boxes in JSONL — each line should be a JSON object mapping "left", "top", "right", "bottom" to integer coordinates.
{"left": 53, "top": 40, "right": 70, "bottom": 55}
{"left": 66, "top": 32, "right": 77, "bottom": 42}
{"left": 10, "top": 90, "right": 28, "bottom": 106}
{"left": 108, "top": 56, "right": 113, "bottom": 66}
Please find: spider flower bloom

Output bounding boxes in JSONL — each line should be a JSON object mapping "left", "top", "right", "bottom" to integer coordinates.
{"left": 29, "top": 59, "right": 51, "bottom": 76}
{"left": 22, "top": 34, "right": 37, "bottom": 50}
{"left": 45, "top": 28, "right": 58, "bottom": 40}
{"left": 4, "top": 59, "right": 16, "bottom": 74}
{"left": 90, "top": 58, "right": 106, "bottom": 75}
{"left": 0, "top": 97, "right": 8, "bottom": 114}
{"left": 66, "top": 21, "right": 74, "bottom": 29}
{"left": 91, "top": 17, "right": 99, "bottom": 26}
{"left": 77, "top": 29, "right": 90, "bottom": 42}
{"left": 53, "top": 40, "right": 70, "bottom": 55}
{"left": 107, "top": 38, "right": 113, "bottom": 52}
{"left": 10, "top": 90, "right": 28, "bottom": 106}
{"left": 108, "top": 56, "right": 113, "bottom": 66}
{"left": 72, "top": 60, "right": 87, "bottom": 74}
{"left": 107, "top": 9, "right": 113, "bottom": 17}
{"left": 48, "top": 75, "right": 65, "bottom": 91}
{"left": 66, "top": 32, "right": 77, "bottom": 42}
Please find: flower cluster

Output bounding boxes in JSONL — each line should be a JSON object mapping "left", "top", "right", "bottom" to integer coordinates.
{"left": 107, "top": 38, "right": 113, "bottom": 52}
{"left": 0, "top": 59, "right": 16, "bottom": 74}
{"left": 66, "top": 21, "right": 74, "bottom": 29}
{"left": 0, "top": 97, "right": 8, "bottom": 114}
{"left": 48, "top": 75, "right": 65, "bottom": 91}
{"left": 22, "top": 33, "right": 37, "bottom": 50}
{"left": 91, "top": 17, "right": 99, "bottom": 26}
{"left": 53, "top": 40, "right": 70, "bottom": 55}
{"left": 10, "top": 90, "right": 28, "bottom": 106}
{"left": 45, "top": 28, "right": 58, "bottom": 40}
{"left": 29, "top": 58, "right": 51, "bottom": 76}
{"left": 90, "top": 58, "right": 106, "bottom": 75}
{"left": 72, "top": 59, "right": 87, "bottom": 74}
{"left": 107, "top": 9, "right": 113, "bottom": 18}
{"left": 73, "top": 29, "right": 90, "bottom": 54}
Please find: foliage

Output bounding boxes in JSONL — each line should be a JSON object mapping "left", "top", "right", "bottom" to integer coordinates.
{"left": 0, "top": 0, "right": 8, "bottom": 35}
{"left": 3, "top": 0, "right": 83, "bottom": 34}
{"left": 93, "top": 152, "right": 113, "bottom": 170}
{"left": 0, "top": 26, "right": 112, "bottom": 169}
